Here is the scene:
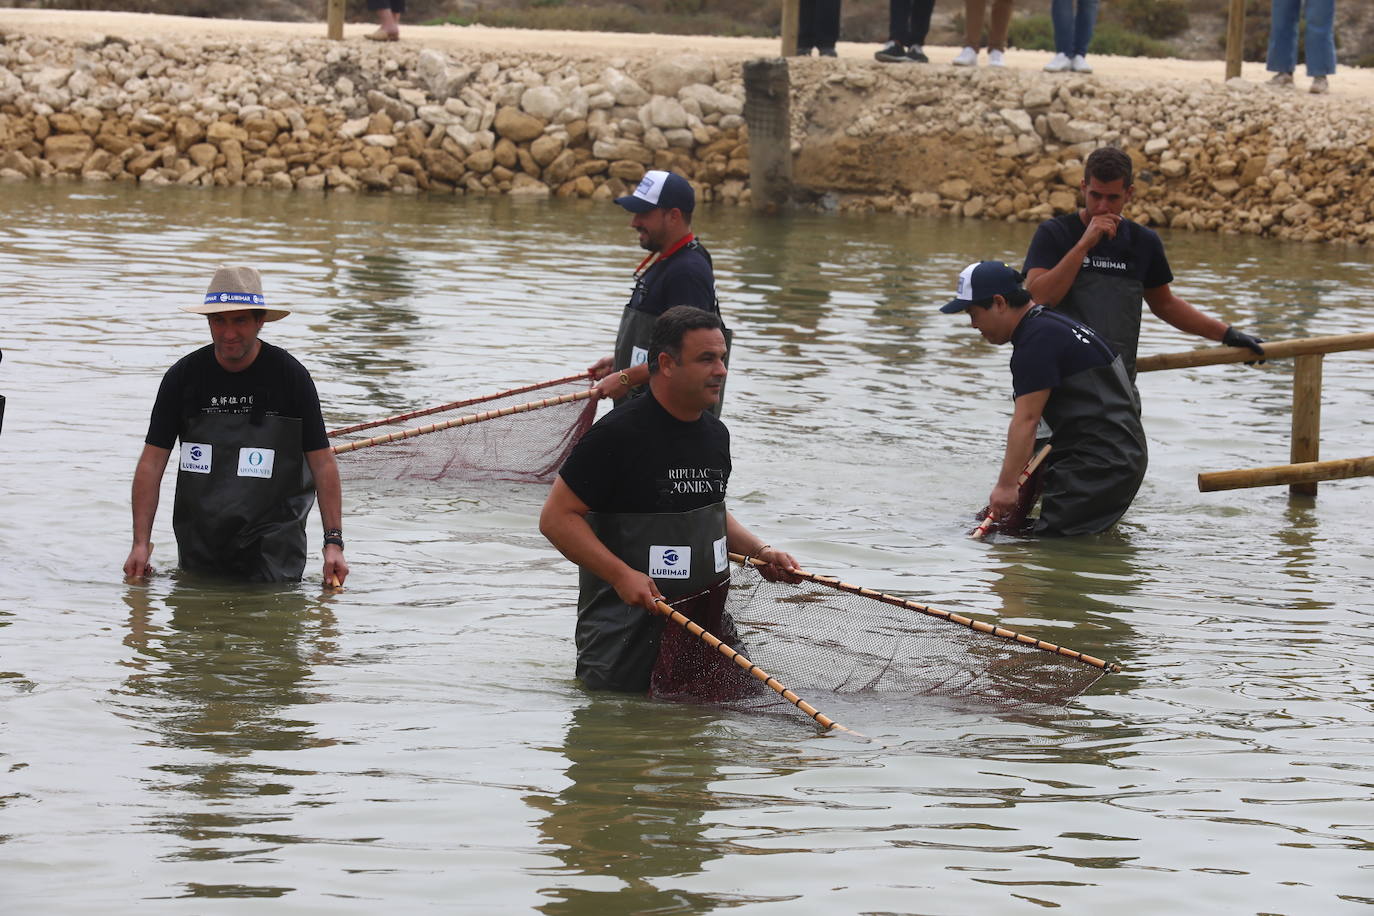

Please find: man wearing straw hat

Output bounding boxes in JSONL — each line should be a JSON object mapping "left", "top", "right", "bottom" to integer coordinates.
{"left": 122, "top": 266, "right": 349, "bottom": 585}
{"left": 942, "top": 261, "right": 1147, "bottom": 537}
{"left": 543, "top": 306, "right": 795, "bottom": 692}
{"left": 587, "top": 170, "right": 729, "bottom": 415}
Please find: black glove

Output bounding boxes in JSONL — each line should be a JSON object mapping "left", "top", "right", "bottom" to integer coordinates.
{"left": 1222, "top": 326, "right": 1265, "bottom": 365}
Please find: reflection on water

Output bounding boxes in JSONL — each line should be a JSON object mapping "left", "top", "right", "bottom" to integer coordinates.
{"left": 2, "top": 180, "right": 1373, "bottom": 912}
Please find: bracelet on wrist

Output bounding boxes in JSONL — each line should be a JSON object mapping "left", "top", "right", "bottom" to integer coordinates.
{"left": 323, "top": 534, "right": 344, "bottom": 550}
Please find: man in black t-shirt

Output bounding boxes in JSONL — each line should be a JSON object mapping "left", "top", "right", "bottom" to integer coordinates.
{"left": 122, "top": 266, "right": 348, "bottom": 584}
{"left": 543, "top": 307, "right": 796, "bottom": 691}
{"left": 587, "top": 170, "right": 724, "bottom": 409}
{"left": 943, "top": 261, "right": 1147, "bottom": 537}
{"left": 1024, "top": 146, "right": 1264, "bottom": 380}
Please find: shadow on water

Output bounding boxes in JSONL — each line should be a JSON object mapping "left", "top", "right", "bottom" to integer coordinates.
{"left": 115, "top": 576, "right": 343, "bottom": 896}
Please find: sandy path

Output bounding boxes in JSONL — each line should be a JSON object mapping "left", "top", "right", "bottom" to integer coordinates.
{"left": 3, "top": 8, "right": 1370, "bottom": 99}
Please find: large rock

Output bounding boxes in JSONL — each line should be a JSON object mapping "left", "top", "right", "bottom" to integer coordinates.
{"left": 44, "top": 134, "right": 95, "bottom": 171}
{"left": 592, "top": 137, "right": 653, "bottom": 164}
{"left": 521, "top": 86, "right": 565, "bottom": 122}
{"left": 508, "top": 173, "right": 550, "bottom": 196}
{"left": 417, "top": 50, "right": 471, "bottom": 100}
{"left": 642, "top": 96, "right": 689, "bottom": 130}
{"left": 530, "top": 134, "right": 565, "bottom": 167}
{"left": 493, "top": 106, "right": 545, "bottom": 143}
{"left": 644, "top": 55, "right": 713, "bottom": 97}
{"left": 599, "top": 68, "right": 650, "bottom": 107}
{"left": 678, "top": 84, "right": 742, "bottom": 117}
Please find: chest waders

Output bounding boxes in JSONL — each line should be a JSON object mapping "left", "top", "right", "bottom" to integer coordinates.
{"left": 576, "top": 501, "right": 729, "bottom": 692}
{"left": 1035, "top": 353, "right": 1148, "bottom": 537}
{"left": 1057, "top": 269, "right": 1145, "bottom": 380}
{"left": 173, "top": 413, "right": 316, "bottom": 582}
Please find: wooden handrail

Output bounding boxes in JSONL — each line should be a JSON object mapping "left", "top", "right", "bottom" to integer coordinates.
{"left": 1200, "top": 456, "right": 1374, "bottom": 492}
{"left": 1137, "top": 332, "right": 1374, "bottom": 373}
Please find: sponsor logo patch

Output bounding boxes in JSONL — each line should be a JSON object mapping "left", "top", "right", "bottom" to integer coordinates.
{"left": 179, "top": 442, "right": 212, "bottom": 474}
{"left": 630, "top": 345, "right": 648, "bottom": 367}
{"left": 649, "top": 545, "right": 691, "bottom": 579}
{"left": 713, "top": 536, "right": 728, "bottom": 573}
{"left": 237, "top": 447, "right": 275, "bottom": 478}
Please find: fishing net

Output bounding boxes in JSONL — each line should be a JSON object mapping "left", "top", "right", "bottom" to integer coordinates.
{"left": 330, "top": 373, "right": 597, "bottom": 483}
{"left": 651, "top": 561, "right": 1112, "bottom": 709}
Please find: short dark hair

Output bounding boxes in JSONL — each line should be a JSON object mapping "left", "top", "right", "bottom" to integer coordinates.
{"left": 647, "top": 306, "right": 724, "bottom": 373}
{"left": 969, "top": 288, "right": 1032, "bottom": 310}
{"left": 1084, "top": 146, "right": 1133, "bottom": 188}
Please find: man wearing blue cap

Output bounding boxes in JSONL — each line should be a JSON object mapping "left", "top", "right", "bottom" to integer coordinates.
{"left": 588, "top": 170, "right": 726, "bottom": 413}
{"left": 122, "top": 265, "right": 348, "bottom": 584}
{"left": 943, "top": 261, "right": 1147, "bottom": 537}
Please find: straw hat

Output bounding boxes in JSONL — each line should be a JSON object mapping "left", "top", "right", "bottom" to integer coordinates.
{"left": 181, "top": 265, "right": 291, "bottom": 322}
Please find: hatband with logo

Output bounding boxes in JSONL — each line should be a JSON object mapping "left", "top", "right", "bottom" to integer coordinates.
{"left": 614, "top": 170, "right": 696, "bottom": 214}
{"left": 182, "top": 265, "right": 291, "bottom": 321}
{"left": 941, "top": 260, "right": 1024, "bottom": 313}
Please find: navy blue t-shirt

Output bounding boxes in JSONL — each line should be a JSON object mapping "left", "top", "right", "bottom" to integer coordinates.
{"left": 560, "top": 390, "right": 730, "bottom": 514}
{"left": 1009, "top": 308, "right": 1118, "bottom": 398}
{"left": 630, "top": 241, "right": 718, "bottom": 317}
{"left": 1023, "top": 212, "right": 1173, "bottom": 292}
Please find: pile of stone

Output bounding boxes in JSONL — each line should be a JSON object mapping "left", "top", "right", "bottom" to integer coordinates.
{"left": 788, "top": 60, "right": 1374, "bottom": 245}
{"left": 0, "top": 33, "right": 752, "bottom": 203}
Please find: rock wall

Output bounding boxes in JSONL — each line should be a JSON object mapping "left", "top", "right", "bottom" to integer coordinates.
{"left": 3, "top": 29, "right": 1374, "bottom": 246}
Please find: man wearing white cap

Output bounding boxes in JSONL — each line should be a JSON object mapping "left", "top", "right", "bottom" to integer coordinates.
{"left": 588, "top": 170, "right": 727, "bottom": 414}
{"left": 942, "top": 260, "right": 1147, "bottom": 537}
{"left": 122, "top": 266, "right": 349, "bottom": 584}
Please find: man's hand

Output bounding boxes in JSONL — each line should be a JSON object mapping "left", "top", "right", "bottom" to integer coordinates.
{"left": 612, "top": 568, "right": 662, "bottom": 610}
{"left": 592, "top": 370, "right": 629, "bottom": 402}
{"left": 755, "top": 546, "right": 802, "bottom": 583}
{"left": 988, "top": 482, "right": 1019, "bottom": 522}
{"left": 587, "top": 355, "right": 614, "bottom": 380}
{"left": 323, "top": 544, "right": 349, "bottom": 587}
{"left": 1081, "top": 212, "right": 1122, "bottom": 248}
{"left": 1222, "top": 326, "right": 1266, "bottom": 365}
{"left": 123, "top": 542, "right": 154, "bottom": 579}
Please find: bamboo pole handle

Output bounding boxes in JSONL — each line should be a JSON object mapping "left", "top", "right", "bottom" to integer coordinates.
{"left": 332, "top": 388, "right": 595, "bottom": 455}
{"left": 1198, "top": 455, "right": 1374, "bottom": 492}
{"left": 970, "top": 443, "right": 1052, "bottom": 540}
{"left": 648, "top": 596, "right": 863, "bottom": 739}
{"left": 1136, "top": 332, "right": 1374, "bottom": 373}
{"left": 328, "top": 369, "right": 593, "bottom": 437}
{"left": 730, "top": 554, "right": 1120, "bottom": 673}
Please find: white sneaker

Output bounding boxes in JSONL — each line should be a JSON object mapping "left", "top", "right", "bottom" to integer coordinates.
{"left": 988, "top": 49, "right": 1006, "bottom": 68}
{"left": 1071, "top": 55, "right": 1093, "bottom": 73}
{"left": 953, "top": 46, "right": 978, "bottom": 67}
{"left": 1044, "top": 52, "right": 1071, "bottom": 72}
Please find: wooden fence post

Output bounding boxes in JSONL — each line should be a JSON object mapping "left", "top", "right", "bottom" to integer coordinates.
{"left": 780, "top": 0, "right": 800, "bottom": 57}
{"left": 1289, "top": 353, "right": 1323, "bottom": 496}
{"left": 327, "top": 0, "right": 345, "bottom": 41}
{"left": 1225, "top": 0, "right": 1245, "bottom": 80}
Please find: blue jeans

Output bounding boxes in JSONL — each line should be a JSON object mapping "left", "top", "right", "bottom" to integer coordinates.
{"left": 1051, "top": 0, "right": 1098, "bottom": 58}
{"left": 1267, "top": 0, "right": 1336, "bottom": 77}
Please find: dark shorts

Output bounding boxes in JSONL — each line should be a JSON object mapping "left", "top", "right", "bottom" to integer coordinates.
{"left": 366, "top": 0, "right": 405, "bottom": 12}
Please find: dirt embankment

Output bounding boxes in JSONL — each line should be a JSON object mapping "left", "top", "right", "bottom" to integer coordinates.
{"left": 3, "top": 11, "right": 1373, "bottom": 245}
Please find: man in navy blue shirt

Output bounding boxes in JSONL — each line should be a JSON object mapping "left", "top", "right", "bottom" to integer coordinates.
{"left": 943, "top": 261, "right": 1148, "bottom": 537}
{"left": 1024, "top": 147, "right": 1264, "bottom": 380}
{"left": 588, "top": 170, "right": 724, "bottom": 410}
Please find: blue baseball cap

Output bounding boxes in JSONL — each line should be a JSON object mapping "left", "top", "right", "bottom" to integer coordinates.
{"left": 614, "top": 170, "right": 696, "bottom": 214}
{"left": 941, "top": 261, "right": 1024, "bottom": 313}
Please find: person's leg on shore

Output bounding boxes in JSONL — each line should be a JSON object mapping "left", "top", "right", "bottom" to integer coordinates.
{"left": 876, "top": 0, "right": 911, "bottom": 62}
{"left": 814, "top": 0, "right": 841, "bottom": 55}
{"left": 1302, "top": 0, "right": 1336, "bottom": 78}
{"left": 1266, "top": 0, "right": 1300, "bottom": 83}
{"left": 1046, "top": 0, "right": 1073, "bottom": 71}
{"left": 798, "top": 0, "right": 818, "bottom": 55}
{"left": 987, "top": 0, "right": 1013, "bottom": 52}
{"left": 1072, "top": 0, "right": 1098, "bottom": 58}
{"left": 907, "top": 0, "right": 934, "bottom": 61}
{"left": 956, "top": 0, "right": 984, "bottom": 65}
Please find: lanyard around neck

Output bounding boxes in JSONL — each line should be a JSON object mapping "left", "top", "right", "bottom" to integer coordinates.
{"left": 634, "top": 232, "right": 695, "bottom": 279}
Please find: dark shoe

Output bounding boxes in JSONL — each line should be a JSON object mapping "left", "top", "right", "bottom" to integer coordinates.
{"left": 875, "top": 41, "right": 907, "bottom": 63}
{"left": 906, "top": 45, "right": 928, "bottom": 63}
{"left": 818, "top": 47, "right": 837, "bottom": 58}
{"left": 796, "top": 45, "right": 814, "bottom": 57}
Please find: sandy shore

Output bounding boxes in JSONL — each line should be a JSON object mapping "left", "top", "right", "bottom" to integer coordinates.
{"left": 3, "top": 8, "right": 1370, "bottom": 98}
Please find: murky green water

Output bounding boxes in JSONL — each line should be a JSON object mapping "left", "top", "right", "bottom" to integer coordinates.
{"left": 2, "top": 180, "right": 1372, "bottom": 913}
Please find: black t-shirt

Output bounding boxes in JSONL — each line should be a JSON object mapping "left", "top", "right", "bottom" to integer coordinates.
{"left": 1023, "top": 212, "right": 1174, "bottom": 291}
{"left": 631, "top": 241, "right": 718, "bottom": 317}
{"left": 1009, "top": 308, "right": 1118, "bottom": 398}
{"left": 145, "top": 341, "right": 328, "bottom": 452}
{"left": 560, "top": 390, "right": 730, "bottom": 514}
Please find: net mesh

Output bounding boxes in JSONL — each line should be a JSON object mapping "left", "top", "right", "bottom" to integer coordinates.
{"left": 331, "top": 375, "right": 597, "bottom": 483}
{"left": 653, "top": 563, "right": 1109, "bottom": 709}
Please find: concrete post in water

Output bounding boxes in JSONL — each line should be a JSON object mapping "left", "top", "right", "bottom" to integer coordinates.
{"left": 743, "top": 58, "right": 792, "bottom": 214}
{"left": 1289, "top": 353, "right": 1323, "bottom": 496}
{"left": 327, "top": 0, "right": 345, "bottom": 40}
{"left": 1225, "top": 0, "right": 1245, "bottom": 80}
{"left": 779, "top": 0, "right": 800, "bottom": 57}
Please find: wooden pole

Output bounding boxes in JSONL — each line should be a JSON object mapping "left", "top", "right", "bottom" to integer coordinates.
{"left": 1198, "top": 455, "right": 1374, "bottom": 492}
{"left": 1225, "top": 0, "right": 1245, "bottom": 80}
{"left": 1289, "top": 353, "right": 1323, "bottom": 495}
{"left": 1136, "top": 332, "right": 1374, "bottom": 373}
{"left": 331, "top": 388, "right": 593, "bottom": 454}
{"left": 327, "top": 0, "right": 345, "bottom": 40}
{"left": 780, "top": 0, "right": 800, "bottom": 57}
